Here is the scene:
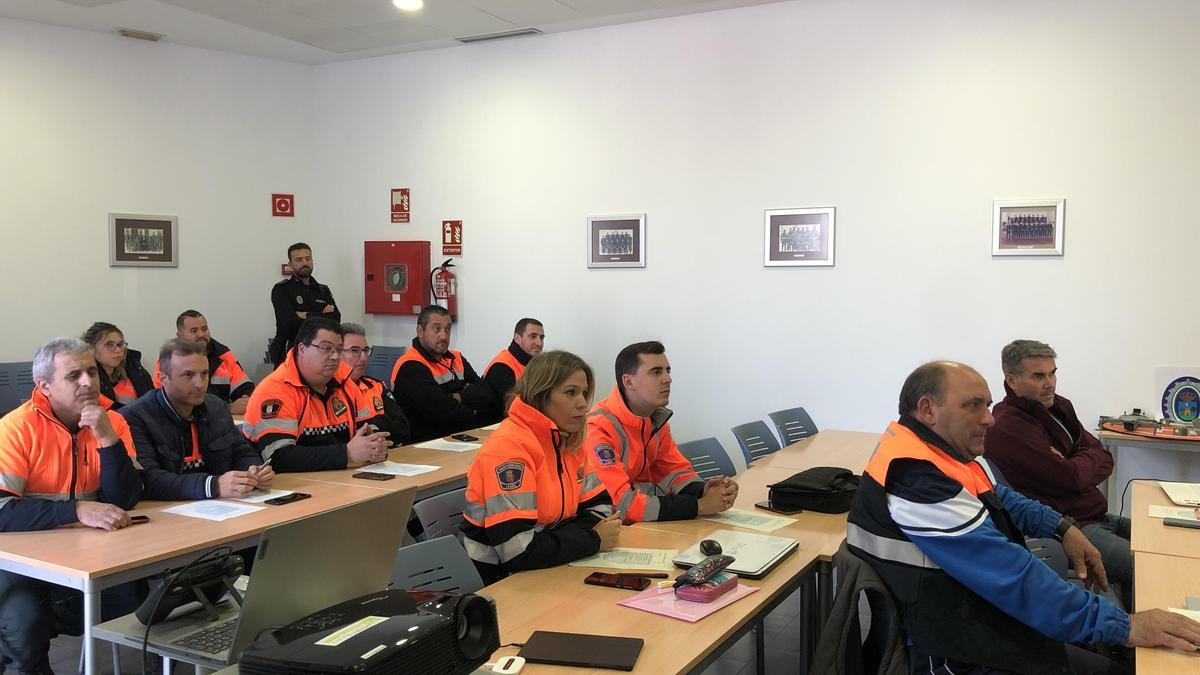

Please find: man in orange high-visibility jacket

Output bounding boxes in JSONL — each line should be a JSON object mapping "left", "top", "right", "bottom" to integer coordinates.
{"left": 0, "top": 338, "right": 143, "bottom": 673}
{"left": 391, "top": 305, "right": 495, "bottom": 442}
{"left": 154, "top": 309, "right": 255, "bottom": 414}
{"left": 483, "top": 318, "right": 544, "bottom": 417}
{"left": 245, "top": 318, "right": 390, "bottom": 472}
{"left": 587, "top": 341, "right": 738, "bottom": 523}
{"left": 339, "top": 323, "right": 410, "bottom": 445}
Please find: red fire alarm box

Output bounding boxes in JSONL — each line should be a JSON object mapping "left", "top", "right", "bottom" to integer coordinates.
{"left": 364, "top": 241, "right": 430, "bottom": 315}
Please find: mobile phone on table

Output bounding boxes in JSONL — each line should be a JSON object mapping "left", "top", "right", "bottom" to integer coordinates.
{"left": 353, "top": 472, "right": 396, "bottom": 481}
{"left": 584, "top": 572, "right": 652, "bottom": 591}
{"left": 264, "top": 492, "right": 311, "bottom": 505}
{"left": 755, "top": 500, "right": 803, "bottom": 515}
{"left": 130, "top": 515, "right": 150, "bottom": 525}
{"left": 450, "top": 433, "right": 479, "bottom": 442}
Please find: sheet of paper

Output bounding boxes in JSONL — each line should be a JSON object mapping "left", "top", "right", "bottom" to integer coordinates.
{"left": 480, "top": 423, "right": 501, "bottom": 431}
{"left": 1148, "top": 505, "right": 1200, "bottom": 520}
{"left": 1160, "top": 481, "right": 1200, "bottom": 506}
{"left": 698, "top": 508, "right": 795, "bottom": 533}
{"left": 569, "top": 548, "right": 679, "bottom": 571}
{"left": 231, "top": 489, "right": 294, "bottom": 504}
{"left": 617, "top": 583, "right": 758, "bottom": 622}
{"left": 414, "top": 439, "right": 481, "bottom": 453}
{"left": 361, "top": 461, "right": 440, "bottom": 476}
{"left": 1169, "top": 607, "right": 1200, "bottom": 622}
{"left": 162, "top": 501, "right": 264, "bottom": 522}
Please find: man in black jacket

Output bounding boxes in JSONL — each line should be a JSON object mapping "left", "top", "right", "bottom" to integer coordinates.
{"left": 122, "top": 339, "right": 272, "bottom": 500}
{"left": 169, "top": 310, "right": 255, "bottom": 414}
{"left": 269, "top": 242, "right": 340, "bottom": 366}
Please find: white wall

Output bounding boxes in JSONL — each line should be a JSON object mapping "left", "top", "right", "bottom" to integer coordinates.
{"left": 0, "top": 17, "right": 317, "bottom": 374}
{"left": 312, "top": 0, "right": 1200, "bottom": 455}
{"left": 4, "top": 0, "right": 1199, "bottom": 460}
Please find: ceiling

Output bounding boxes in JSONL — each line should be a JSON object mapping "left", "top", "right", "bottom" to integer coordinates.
{"left": 0, "top": 0, "right": 784, "bottom": 64}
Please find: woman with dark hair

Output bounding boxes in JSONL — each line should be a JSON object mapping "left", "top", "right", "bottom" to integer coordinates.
{"left": 460, "top": 350, "right": 620, "bottom": 583}
{"left": 82, "top": 322, "right": 154, "bottom": 409}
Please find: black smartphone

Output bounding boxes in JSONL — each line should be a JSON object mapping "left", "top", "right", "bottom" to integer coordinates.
{"left": 755, "top": 500, "right": 803, "bottom": 515}
{"left": 584, "top": 572, "right": 652, "bottom": 591}
{"left": 265, "top": 492, "right": 311, "bottom": 505}
{"left": 130, "top": 515, "right": 150, "bottom": 525}
{"left": 353, "top": 472, "right": 396, "bottom": 481}
{"left": 450, "top": 433, "right": 479, "bottom": 442}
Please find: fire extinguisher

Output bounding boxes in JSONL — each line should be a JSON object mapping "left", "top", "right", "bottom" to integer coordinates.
{"left": 430, "top": 259, "right": 457, "bottom": 320}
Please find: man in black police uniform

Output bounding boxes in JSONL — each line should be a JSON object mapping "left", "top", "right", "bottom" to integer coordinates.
{"left": 269, "top": 242, "right": 340, "bottom": 366}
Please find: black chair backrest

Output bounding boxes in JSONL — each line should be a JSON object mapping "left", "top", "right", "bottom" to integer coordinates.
{"left": 0, "top": 362, "right": 34, "bottom": 416}
{"left": 678, "top": 437, "right": 737, "bottom": 479}
{"left": 730, "top": 420, "right": 783, "bottom": 465}
{"left": 768, "top": 406, "right": 819, "bottom": 446}
{"left": 365, "top": 346, "right": 406, "bottom": 386}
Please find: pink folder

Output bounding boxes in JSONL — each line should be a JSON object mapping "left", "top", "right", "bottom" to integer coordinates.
{"left": 616, "top": 584, "right": 759, "bottom": 622}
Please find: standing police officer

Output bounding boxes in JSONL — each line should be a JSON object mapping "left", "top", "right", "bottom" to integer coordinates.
{"left": 269, "top": 242, "right": 340, "bottom": 366}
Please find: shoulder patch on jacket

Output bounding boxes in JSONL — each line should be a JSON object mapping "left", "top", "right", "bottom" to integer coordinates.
{"left": 593, "top": 444, "right": 617, "bottom": 466}
{"left": 496, "top": 461, "right": 525, "bottom": 491}
{"left": 331, "top": 395, "right": 347, "bottom": 416}
{"left": 372, "top": 395, "right": 384, "bottom": 412}
{"left": 261, "top": 399, "right": 283, "bottom": 419}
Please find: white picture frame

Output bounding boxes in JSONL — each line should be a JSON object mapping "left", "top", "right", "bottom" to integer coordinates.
{"left": 992, "top": 199, "right": 1065, "bottom": 256}
{"left": 764, "top": 207, "right": 835, "bottom": 267}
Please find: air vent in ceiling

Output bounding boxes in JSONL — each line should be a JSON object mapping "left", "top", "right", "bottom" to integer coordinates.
{"left": 456, "top": 28, "right": 542, "bottom": 44}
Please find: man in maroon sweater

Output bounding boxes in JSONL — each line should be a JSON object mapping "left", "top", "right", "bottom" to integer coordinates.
{"left": 985, "top": 339, "right": 1131, "bottom": 602}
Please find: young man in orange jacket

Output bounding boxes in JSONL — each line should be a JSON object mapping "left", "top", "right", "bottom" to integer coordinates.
{"left": 587, "top": 341, "right": 738, "bottom": 523}
{"left": 483, "top": 317, "right": 544, "bottom": 416}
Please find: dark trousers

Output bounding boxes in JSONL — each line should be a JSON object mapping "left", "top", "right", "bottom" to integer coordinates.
{"left": 0, "top": 571, "right": 146, "bottom": 673}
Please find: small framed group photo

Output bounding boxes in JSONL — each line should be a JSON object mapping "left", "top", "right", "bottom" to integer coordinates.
{"left": 109, "top": 213, "right": 178, "bottom": 267}
{"left": 992, "top": 199, "right": 1064, "bottom": 256}
{"left": 587, "top": 213, "right": 645, "bottom": 269}
{"left": 764, "top": 207, "right": 835, "bottom": 267}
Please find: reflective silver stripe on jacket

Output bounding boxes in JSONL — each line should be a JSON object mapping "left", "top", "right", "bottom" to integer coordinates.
{"left": 615, "top": 488, "right": 661, "bottom": 521}
{"left": 431, "top": 370, "right": 460, "bottom": 385}
{"left": 463, "top": 492, "right": 540, "bottom": 523}
{"left": 247, "top": 418, "right": 299, "bottom": 438}
{"left": 0, "top": 473, "right": 27, "bottom": 495}
{"left": 462, "top": 528, "right": 535, "bottom": 564}
{"left": 262, "top": 438, "right": 297, "bottom": 461}
{"left": 24, "top": 490, "right": 99, "bottom": 501}
{"left": 580, "top": 471, "right": 604, "bottom": 495}
{"left": 356, "top": 406, "right": 374, "bottom": 420}
{"left": 657, "top": 469, "right": 702, "bottom": 493}
{"left": 590, "top": 409, "right": 631, "bottom": 464}
{"left": 846, "top": 522, "right": 941, "bottom": 569}
{"left": 210, "top": 376, "right": 232, "bottom": 385}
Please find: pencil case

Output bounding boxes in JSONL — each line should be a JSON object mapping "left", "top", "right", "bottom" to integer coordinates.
{"left": 675, "top": 572, "right": 737, "bottom": 603}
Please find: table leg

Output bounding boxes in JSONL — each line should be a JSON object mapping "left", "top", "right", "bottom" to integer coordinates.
{"left": 82, "top": 589, "right": 99, "bottom": 675}
{"left": 755, "top": 617, "right": 766, "bottom": 675}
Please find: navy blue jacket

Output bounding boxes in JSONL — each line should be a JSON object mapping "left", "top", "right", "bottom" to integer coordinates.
{"left": 121, "top": 389, "right": 262, "bottom": 500}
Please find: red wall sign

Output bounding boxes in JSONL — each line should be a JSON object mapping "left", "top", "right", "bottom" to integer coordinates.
{"left": 442, "top": 220, "right": 462, "bottom": 256}
{"left": 391, "top": 188, "right": 410, "bottom": 223}
{"left": 272, "top": 193, "right": 295, "bottom": 217}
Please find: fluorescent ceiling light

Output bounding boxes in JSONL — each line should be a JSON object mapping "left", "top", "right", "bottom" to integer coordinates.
{"left": 393, "top": 0, "right": 423, "bottom": 10}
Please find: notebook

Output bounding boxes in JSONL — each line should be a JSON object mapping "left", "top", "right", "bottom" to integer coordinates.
{"left": 1160, "top": 481, "right": 1200, "bottom": 506}
{"left": 518, "top": 631, "right": 643, "bottom": 671}
{"left": 672, "top": 530, "right": 798, "bottom": 580}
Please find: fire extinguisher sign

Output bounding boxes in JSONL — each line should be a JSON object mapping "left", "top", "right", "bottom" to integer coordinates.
{"left": 442, "top": 220, "right": 462, "bottom": 256}
{"left": 390, "top": 188, "right": 410, "bottom": 223}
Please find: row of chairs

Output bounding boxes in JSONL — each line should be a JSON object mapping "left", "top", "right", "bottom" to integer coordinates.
{"left": 679, "top": 406, "right": 820, "bottom": 480}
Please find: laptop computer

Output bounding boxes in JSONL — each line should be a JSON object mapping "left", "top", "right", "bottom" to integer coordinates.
{"left": 518, "top": 631, "right": 644, "bottom": 671}
{"left": 120, "top": 487, "right": 416, "bottom": 669}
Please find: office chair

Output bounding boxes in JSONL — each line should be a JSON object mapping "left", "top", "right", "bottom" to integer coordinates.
{"left": 678, "top": 437, "right": 738, "bottom": 479}
{"left": 390, "top": 535, "right": 484, "bottom": 594}
{"left": 365, "top": 346, "right": 407, "bottom": 385}
{"left": 768, "top": 406, "right": 820, "bottom": 446}
{"left": 0, "top": 362, "right": 33, "bottom": 416}
{"left": 412, "top": 487, "right": 467, "bottom": 542}
{"left": 731, "top": 420, "right": 783, "bottom": 466}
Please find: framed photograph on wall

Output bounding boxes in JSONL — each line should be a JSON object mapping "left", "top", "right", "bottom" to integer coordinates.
{"left": 764, "top": 207, "right": 835, "bottom": 267}
{"left": 992, "top": 199, "right": 1064, "bottom": 256}
{"left": 109, "top": 213, "right": 178, "bottom": 267}
{"left": 587, "top": 213, "right": 645, "bottom": 268}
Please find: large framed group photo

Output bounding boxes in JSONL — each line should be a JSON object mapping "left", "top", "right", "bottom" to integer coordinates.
{"left": 108, "top": 213, "right": 179, "bottom": 267}
{"left": 587, "top": 213, "right": 645, "bottom": 269}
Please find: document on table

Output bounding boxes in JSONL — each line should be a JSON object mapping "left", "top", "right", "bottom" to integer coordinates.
{"left": 361, "top": 461, "right": 440, "bottom": 476}
{"left": 162, "top": 501, "right": 265, "bottom": 521}
{"left": 1159, "top": 481, "right": 1200, "bottom": 506}
{"left": 414, "top": 439, "right": 481, "bottom": 453}
{"left": 231, "top": 489, "right": 294, "bottom": 504}
{"left": 1169, "top": 607, "right": 1200, "bottom": 622}
{"left": 698, "top": 508, "right": 795, "bottom": 533}
{"left": 1148, "top": 505, "right": 1200, "bottom": 521}
{"left": 569, "top": 548, "right": 679, "bottom": 571}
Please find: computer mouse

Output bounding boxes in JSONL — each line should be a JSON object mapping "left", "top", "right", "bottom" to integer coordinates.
{"left": 700, "top": 539, "right": 722, "bottom": 556}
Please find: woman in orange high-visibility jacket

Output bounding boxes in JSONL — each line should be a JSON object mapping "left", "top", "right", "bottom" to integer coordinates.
{"left": 460, "top": 350, "right": 619, "bottom": 584}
